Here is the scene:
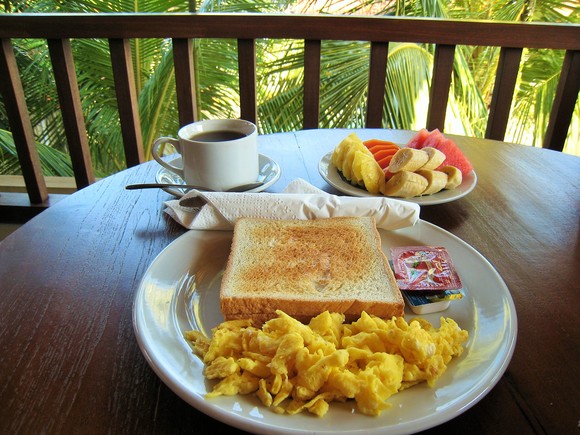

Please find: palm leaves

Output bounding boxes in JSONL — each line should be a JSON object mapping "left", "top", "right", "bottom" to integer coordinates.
{"left": 0, "top": 0, "right": 578, "bottom": 182}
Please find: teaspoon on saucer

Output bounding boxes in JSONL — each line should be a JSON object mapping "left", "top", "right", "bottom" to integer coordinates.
{"left": 125, "top": 181, "right": 264, "bottom": 192}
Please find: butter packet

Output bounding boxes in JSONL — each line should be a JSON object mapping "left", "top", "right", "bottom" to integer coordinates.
{"left": 403, "top": 289, "right": 464, "bottom": 314}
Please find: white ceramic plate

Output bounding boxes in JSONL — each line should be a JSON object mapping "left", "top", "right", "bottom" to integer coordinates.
{"left": 318, "top": 151, "right": 477, "bottom": 206}
{"left": 155, "top": 154, "right": 281, "bottom": 197}
{"left": 133, "top": 220, "right": 516, "bottom": 434}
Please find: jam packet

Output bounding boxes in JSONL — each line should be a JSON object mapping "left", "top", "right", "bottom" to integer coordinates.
{"left": 391, "top": 246, "right": 462, "bottom": 290}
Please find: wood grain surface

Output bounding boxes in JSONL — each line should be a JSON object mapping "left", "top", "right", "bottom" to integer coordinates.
{"left": 0, "top": 129, "right": 578, "bottom": 434}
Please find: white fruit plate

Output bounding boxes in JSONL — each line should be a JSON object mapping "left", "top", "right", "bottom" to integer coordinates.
{"left": 318, "top": 151, "right": 477, "bottom": 206}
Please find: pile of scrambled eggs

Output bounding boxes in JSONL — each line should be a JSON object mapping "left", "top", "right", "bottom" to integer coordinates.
{"left": 185, "top": 310, "right": 468, "bottom": 417}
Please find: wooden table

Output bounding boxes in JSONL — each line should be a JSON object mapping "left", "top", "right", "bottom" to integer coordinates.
{"left": 1, "top": 129, "right": 578, "bottom": 434}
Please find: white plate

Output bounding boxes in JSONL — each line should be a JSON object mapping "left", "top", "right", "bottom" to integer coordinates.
{"left": 155, "top": 154, "right": 281, "bottom": 197}
{"left": 318, "top": 151, "right": 477, "bottom": 206}
{"left": 133, "top": 220, "right": 516, "bottom": 434}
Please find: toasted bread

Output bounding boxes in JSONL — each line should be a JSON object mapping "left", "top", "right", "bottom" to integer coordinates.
{"left": 220, "top": 217, "right": 404, "bottom": 324}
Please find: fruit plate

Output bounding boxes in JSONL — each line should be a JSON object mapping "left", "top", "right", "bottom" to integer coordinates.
{"left": 318, "top": 151, "right": 477, "bottom": 206}
{"left": 133, "top": 220, "right": 517, "bottom": 434}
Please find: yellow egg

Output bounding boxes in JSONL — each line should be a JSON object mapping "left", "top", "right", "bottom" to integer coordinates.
{"left": 185, "top": 310, "right": 469, "bottom": 417}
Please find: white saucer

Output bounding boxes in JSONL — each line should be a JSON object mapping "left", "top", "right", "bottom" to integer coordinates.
{"left": 318, "top": 151, "right": 477, "bottom": 206}
{"left": 155, "top": 154, "right": 281, "bottom": 197}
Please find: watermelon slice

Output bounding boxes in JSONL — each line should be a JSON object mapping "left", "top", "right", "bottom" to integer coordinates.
{"left": 419, "top": 129, "right": 446, "bottom": 150}
{"left": 406, "top": 128, "right": 430, "bottom": 149}
{"left": 432, "top": 138, "right": 474, "bottom": 176}
{"left": 406, "top": 129, "right": 473, "bottom": 176}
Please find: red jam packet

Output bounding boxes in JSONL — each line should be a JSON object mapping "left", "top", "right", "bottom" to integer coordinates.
{"left": 390, "top": 246, "right": 462, "bottom": 290}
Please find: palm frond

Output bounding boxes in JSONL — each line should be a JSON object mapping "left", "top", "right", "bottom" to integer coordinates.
{"left": 0, "top": 129, "right": 73, "bottom": 176}
{"left": 1, "top": 0, "right": 579, "bottom": 177}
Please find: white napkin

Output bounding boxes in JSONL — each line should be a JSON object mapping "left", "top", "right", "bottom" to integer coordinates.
{"left": 163, "top": 178, "right": 420, "bottom": 230}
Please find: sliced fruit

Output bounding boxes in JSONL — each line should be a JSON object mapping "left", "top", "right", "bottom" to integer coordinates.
{"left": 372, "top": 148, "right": 398, "bottom": 161}
{"left": 383, "top": 168, "right": 395, "bottom": 180}
{"left": 406, "top": 128, "right": 430, "bottom": 149}
{"left": 341, "top": 146, "right": 355, "bottom": 180}
{"left": 407, "top": 129, "right": 473, "bottom": 176}
{"left": 419, "top": 129, "right": 446, "bottom": 150}
{"left": 406, "top": 129, "right": 473, "bottom": 176}
{"left": 351, "top": 150, "right": 368, "bottom": 186}
{"left": 363, "top": 139, "right": 399, "bottom": 149}
{"left": 332, "top": 136, "right": 348, "bottom": 169}
{"left": 439, "top": 165, "right": 463, "bottom": 189}
{"left": 368, "top": 144, "right": 400, "bottom": 155}
{"left": 381, "top": 171, "right": 428, "bottom": 198}
{"left": 420, "top": 147, "right": 446, "bottom": 170}
{"left": 387, "top": 148, "right": 429, "bottom": 173}
{"left": 341, "top": 138, "right": 370, "bottom": 181}
{"left": 359, "top": 153, "right": 384, "bottom": 194}
{"left": 432, "top": 139, "right": 474, "bottom": 176}
{"left": 376, "top": 154, "right": 395, "bottom": 169}
{"left": 332, "top": 133, "right": 358, "bottom": 169}
{"left": 416, "top": 169, "right": 448, "bottom": 195}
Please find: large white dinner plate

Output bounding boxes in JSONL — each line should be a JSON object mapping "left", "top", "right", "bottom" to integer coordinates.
{"left": 155, "top": 154, "right": 281, "bottom": 197}
{"left": 319, "top": 151, "right": 477, "bottom": 206}
{"left": 133, "top": 220, "right": 516, "bottom": 434}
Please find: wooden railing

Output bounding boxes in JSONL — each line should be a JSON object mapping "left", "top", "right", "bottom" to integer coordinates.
{"left": 1, "top": 13, "right": 579, "bottom": 221}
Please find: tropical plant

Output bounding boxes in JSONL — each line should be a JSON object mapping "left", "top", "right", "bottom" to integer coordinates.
{"left": 1, "top": 0, "right": 189, "bottom": 178}
{"left": 0, "top": 0, "right": 578, "bottom": 183}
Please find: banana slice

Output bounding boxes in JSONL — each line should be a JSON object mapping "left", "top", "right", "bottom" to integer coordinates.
{"left": 381, "top": 171, "right": 428, "bottom": 198}
{"left": 388, "top": 148, "right": 429, "bottom": 173}
{"left": 438, "top": 165, "right": 463, "bottom": 189}
{"left": 416, "top": 169, "right": 448, "bottom": 195}
{"left": 420, "top": 147, "right": 446, "bottom": 170}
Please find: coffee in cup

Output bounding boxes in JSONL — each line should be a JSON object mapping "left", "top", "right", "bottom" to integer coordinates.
{"left": 151, "top": 119, "right": 259, "bottom": 192}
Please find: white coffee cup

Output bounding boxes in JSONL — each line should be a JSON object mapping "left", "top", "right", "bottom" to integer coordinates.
{"left": 151, "top": 119, "right": 259, "bottom": 192}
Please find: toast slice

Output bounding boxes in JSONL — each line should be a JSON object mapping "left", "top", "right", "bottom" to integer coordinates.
{"left": 220, "top": 217, "right": 404, "bottom": 324}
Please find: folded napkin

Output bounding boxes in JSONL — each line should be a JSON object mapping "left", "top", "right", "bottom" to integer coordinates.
{"left": 163, "top": 178, "right": 420, "bottom": 230}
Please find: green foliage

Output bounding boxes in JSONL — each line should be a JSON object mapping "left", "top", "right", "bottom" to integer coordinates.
{"left": 0, "top": 130, "right": 73, "bottom": 176}
{"left": 0, "top": 0, "right": 578, "bottom": 182}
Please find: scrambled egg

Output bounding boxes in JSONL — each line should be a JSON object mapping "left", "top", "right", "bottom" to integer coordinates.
{"left": 185, "top": 310, "right": 468, "bottom": 417}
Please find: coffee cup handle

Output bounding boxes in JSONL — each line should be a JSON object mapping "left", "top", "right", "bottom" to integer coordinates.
{"left": 151, "top": 137, "right": 184, "bottom": 179}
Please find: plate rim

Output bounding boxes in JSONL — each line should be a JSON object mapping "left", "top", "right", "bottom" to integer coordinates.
{"left": 133, "top": 220, "right": 517, "bottom": 434}
{"left": 318, "top": 151, "right": 477, "bottom": 205}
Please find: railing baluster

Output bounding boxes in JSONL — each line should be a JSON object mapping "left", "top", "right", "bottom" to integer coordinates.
{"left": 544, "top": 49, "right": 580, "bottom": 151}
{"left": 172, "top": 38, "right": 197, "bottom": 127}
{"left": 485, "top": 47, "right": 523, "bottom": 141}
{"left": 427, "top": 44, "right": 456, "bottom": 132}
{"left": 0, "top": 14, "right": 579, "bottom": 220}
{"left": 366, "top": 41, "right": 389, "bottom": 128}
{"left": 0, "top": 38, "right": 48, "bottom": 204}
{"left": 237, "top": 39, "right": 257, "bottom": 124}
{"left": 109, "top": 38, "right": 144, "bottom": 167}
{"left": 303, "top": 39, "right": 321, "bottom": 129}
{"left": 47, "top": 38, "right": 95, "bottom": 188}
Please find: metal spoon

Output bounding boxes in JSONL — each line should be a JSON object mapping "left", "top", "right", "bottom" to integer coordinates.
{"left": 125, "top": 181, "right": 264, "bottom": 192}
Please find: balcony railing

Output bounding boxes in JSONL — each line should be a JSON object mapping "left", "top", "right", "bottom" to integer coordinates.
{"left": 1, "top": 13, "right": 579, "bottom": 221}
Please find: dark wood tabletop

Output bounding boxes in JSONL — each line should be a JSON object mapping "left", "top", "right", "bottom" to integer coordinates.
{"left": 1, "top": 129, "right": 578, "bottom": 434}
